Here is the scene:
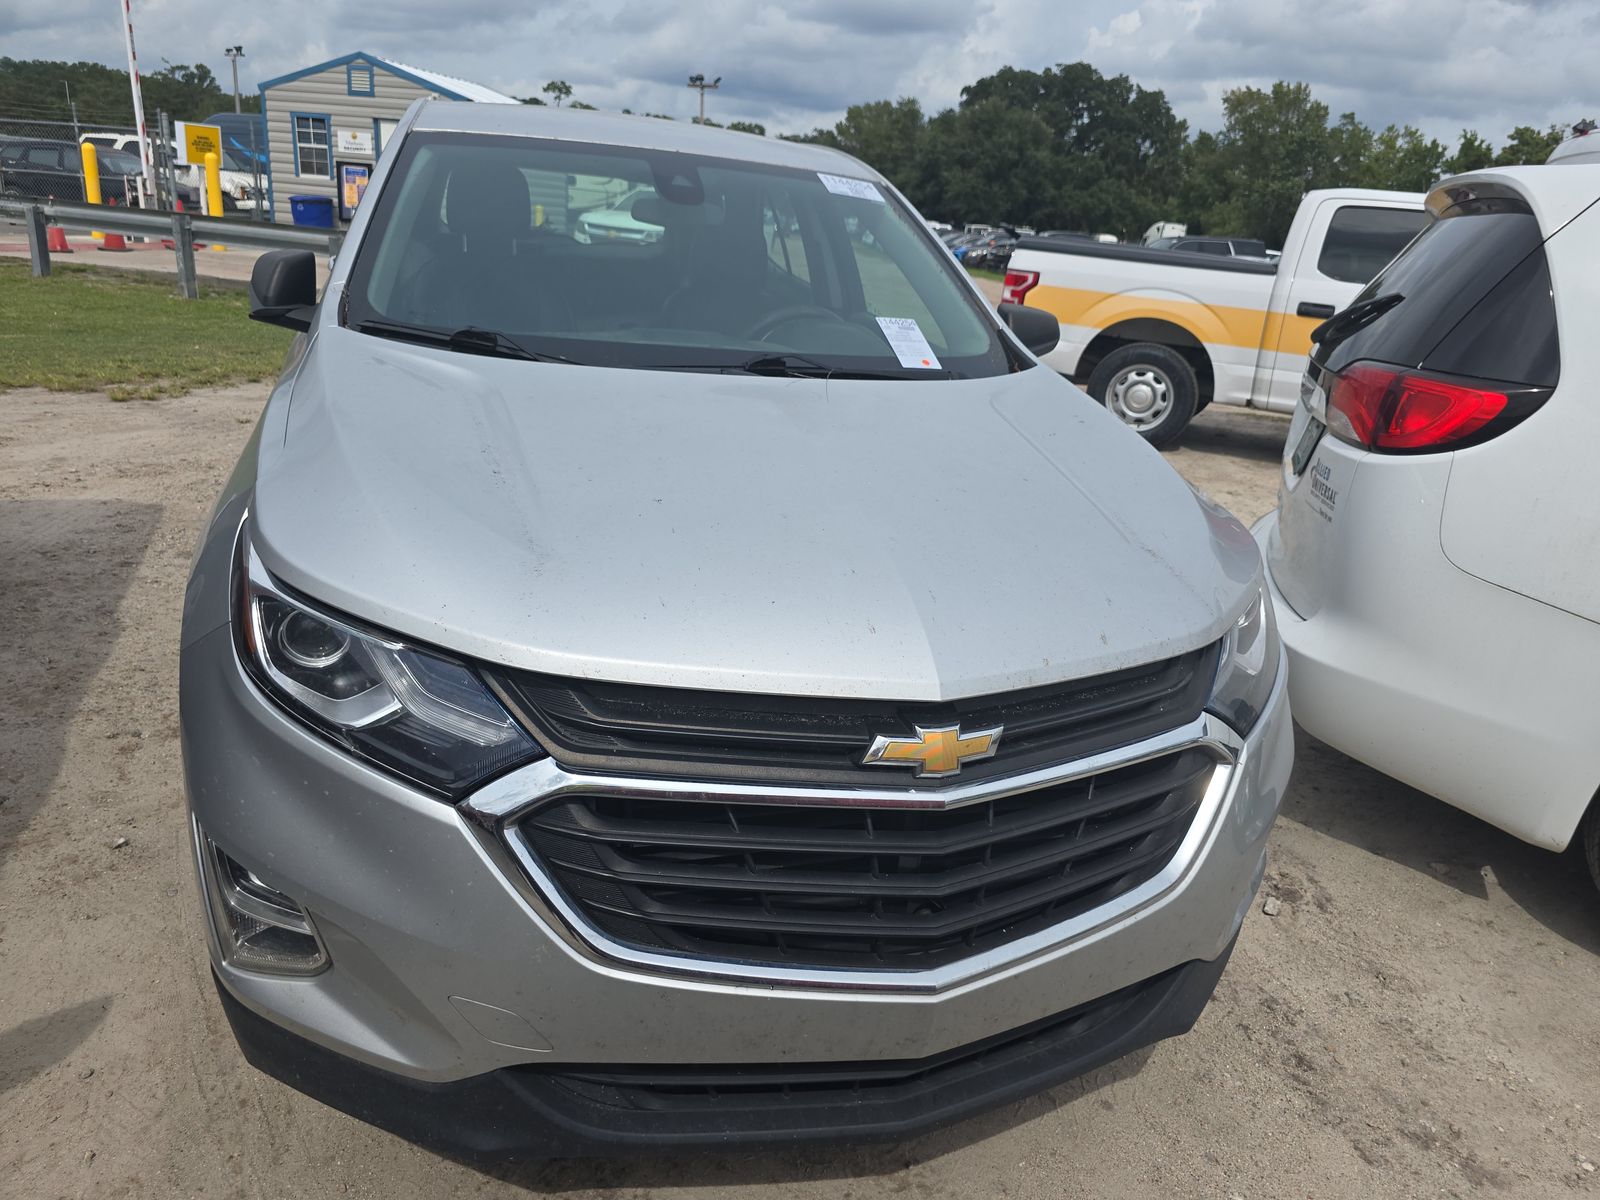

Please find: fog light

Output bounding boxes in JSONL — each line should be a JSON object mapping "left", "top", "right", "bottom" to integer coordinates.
{"left": 198, "top": 829, "right": 328, "bottom": 975}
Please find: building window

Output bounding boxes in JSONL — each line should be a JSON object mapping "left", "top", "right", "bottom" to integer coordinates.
{"left": 293, "top": 114, "right": 330, "bottom": 177}
{"left": 347, "top": 63, "right": 375, "bottom": 96}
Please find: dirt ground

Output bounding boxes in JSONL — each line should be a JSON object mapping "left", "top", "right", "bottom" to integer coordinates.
{"left": 3, "top": 385, "right": 1598, "bottom": 1200}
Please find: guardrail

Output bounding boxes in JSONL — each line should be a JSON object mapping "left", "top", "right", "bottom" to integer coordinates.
{"left": 1, "top": 197, "right": 341, "bottom": 299}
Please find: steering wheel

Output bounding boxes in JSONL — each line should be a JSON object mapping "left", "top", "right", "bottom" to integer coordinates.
{"left": 744, "top": 305, "right": 849, "bottom": 342}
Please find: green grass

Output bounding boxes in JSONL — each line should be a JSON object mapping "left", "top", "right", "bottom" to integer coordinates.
{"left": 0, "top": 260, "right": 292, "bottom": 400}
{"left": 965, "top": 266, "right": 1006, "bottom": 283}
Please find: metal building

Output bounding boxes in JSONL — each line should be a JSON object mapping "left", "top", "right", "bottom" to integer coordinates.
{"left": 256, "top": 51, "right": 517, "bottom": 225}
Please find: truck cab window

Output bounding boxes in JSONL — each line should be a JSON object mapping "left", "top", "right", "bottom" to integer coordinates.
{"left": 1317, "top": 206, "right": 1430, "bottom": 284}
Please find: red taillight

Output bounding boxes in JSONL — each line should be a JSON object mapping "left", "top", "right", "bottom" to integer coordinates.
{"left": 1326, "top": 363, "right": 1508, "bottom": 452}
{"left": 1001, "top": 270, "right": 1039, "bottom": 305}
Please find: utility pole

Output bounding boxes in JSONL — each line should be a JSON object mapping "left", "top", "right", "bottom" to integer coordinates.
{"left": 224, "top": 46, "right": 244, "bottom": 113}
{"left": 686, "top": 73, "right": 721, "bottom": 125}
{"left": 64, "top": 81, "right": 81, "bottom": 143}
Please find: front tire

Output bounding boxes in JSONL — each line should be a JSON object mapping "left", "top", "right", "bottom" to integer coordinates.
{"left": 1087, "top": 343, "right": 1199, "bottom": 449}
{"left": 1583, "top": 801, "right": 1600, "bottom": 896}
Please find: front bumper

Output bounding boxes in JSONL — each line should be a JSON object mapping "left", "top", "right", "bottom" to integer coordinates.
{"left": 214, "top": 938, "right": 1236, "bottom": 1155}
{"left": 182, "top": 622, "right": 1291, "bottom": 1150}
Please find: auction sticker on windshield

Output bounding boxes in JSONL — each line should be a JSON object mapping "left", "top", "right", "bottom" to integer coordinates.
{"left": 876, "top": 317, "right": 942, "bottom": 369}
{"left": 818, "top": 173, "right": 885, "bottom": 203}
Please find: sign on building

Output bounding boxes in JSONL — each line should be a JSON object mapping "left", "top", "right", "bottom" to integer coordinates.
{"left": 336, "top": 129, "right": 375, "bottom": 156}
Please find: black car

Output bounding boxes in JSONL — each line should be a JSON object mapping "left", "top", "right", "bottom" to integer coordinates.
{"left": 1, "top": 139, "right": 91, "bottom": 202}
{"left": 1148, "top": 235, "right": 1270, "bottom": 259}
{"left": 964, "top": 229, "right": 1020, "bottom": 271}
{"left": 0, "top": 137, "right": 214, "bottom": 212}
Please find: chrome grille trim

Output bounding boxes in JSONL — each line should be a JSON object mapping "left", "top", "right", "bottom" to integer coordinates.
{"left": 460, "top": 712, "right": 1244, "bottom": 994}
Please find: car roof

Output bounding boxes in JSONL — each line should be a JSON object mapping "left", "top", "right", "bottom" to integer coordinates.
{"left": 408, "top": 99, "right": 885, "bottom": 181}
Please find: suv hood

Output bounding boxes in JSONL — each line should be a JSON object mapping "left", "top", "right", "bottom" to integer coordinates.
{"left": 253, "top": 326, "right": 1259, "bottom": 700}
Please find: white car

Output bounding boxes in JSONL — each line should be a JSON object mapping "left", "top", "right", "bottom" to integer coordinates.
{"left": 1548, "top": 120, "right": 1599, "bottom": 165}
{"left": 1254, "top": 165, "right": 1600, "bottom": 891}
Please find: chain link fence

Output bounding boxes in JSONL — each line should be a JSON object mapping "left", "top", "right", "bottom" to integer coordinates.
{"left": 0, "top": 113, "right": 265, "bottom": 217}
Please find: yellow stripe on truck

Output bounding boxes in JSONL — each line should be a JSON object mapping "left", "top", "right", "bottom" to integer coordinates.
{"left": 1261, "top": 309, "right": 1322, "bottom": 358}
{"left": 1029, "top": 284, "right": 1315, "bottom": 355}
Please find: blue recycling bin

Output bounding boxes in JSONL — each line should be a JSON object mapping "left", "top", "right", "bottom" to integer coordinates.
{"left": 288, "top": 194, "right": 335, "bottom": 228}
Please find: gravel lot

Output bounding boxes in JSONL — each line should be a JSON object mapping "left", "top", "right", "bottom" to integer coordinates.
{"left": 3, "top": 384, "right": 1597, "bottom": 1199}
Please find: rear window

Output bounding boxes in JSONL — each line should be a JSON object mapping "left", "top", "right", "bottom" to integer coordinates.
{"left": 1317, "top": 200, "right": 1558, "bottom": 388}
{"left": 1316, "top": 206, "right": 1430, "bottom": 284}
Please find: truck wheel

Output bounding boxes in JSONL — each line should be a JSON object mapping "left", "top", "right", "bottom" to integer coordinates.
{"left": 1087, "top": 344, "right": 1199, "bottom": 449}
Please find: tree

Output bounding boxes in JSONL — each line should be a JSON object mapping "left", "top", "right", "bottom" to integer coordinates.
{"left": 518, "top": 95, "right": 547, "bottom": 106}
{"left": 569, "top": 101, "right": 597, "bottom": 110}
{"left": 958, "top": 63, "right": 1187, "bottom": 237}
{"left": 0, "top": 56, "right": 256, "bottom": 123}
{"left": 726, "top": 120, "right": 766, "bottom": 135}
{"left": 919, "top": 101, "right": 1056, "bottom": 228}
{"left": 1495, "top": 123, "right": 1564, "bottom": 165}
{"left": 1445, "top": 130, "right": 1495, "bottom": 174}
{"left": 791, "top": 98, "right": 926, "bottom": 195}
{"left": 1359, "top": 124, "right": 1446, "bottom": 191}
{"left": 1325, "top": 112, "right": 1374, "bottom": 185}
{"left": 541, "top": 80, "right": 573, "bottom": 108}
{"left": 1196, "top": 82, "right": 1336, "bottom": 245}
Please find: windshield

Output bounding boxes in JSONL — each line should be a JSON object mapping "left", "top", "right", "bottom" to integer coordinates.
{"left": 97, "top": 149, "right": 143, "bottom": 174}
{"left": 343, "top": 132, "right": 1018, "bottom": 378}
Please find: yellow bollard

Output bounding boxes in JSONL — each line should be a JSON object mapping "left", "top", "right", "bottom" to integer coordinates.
{"left": 81, "top": 141, "right": 105, "bottom": 240}
{"left": 204, "top": 150, "right": 227, "bottom": 251}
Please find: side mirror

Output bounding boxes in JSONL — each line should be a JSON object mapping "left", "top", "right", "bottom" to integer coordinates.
{"left": 249, "top": 249, "right": 318, "bottom": 331}
{"left": 999, "top": 303, "right": 1060, "bottom": 357}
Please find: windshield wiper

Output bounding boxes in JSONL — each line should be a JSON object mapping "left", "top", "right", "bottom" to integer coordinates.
{"left": 1310, "top": 292, "right": 1405, "bottom": 349}
{"left": 653, "top": 353, "right": 958, "bottom": 380}
{"left": 353, "top": 319, "right": 579, "bottom": 365}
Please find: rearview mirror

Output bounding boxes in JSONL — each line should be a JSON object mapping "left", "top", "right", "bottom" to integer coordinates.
{"left": 249, "top": 249, "right": 318, "bottom": 332}
{"left": 998, "top": 303, "right": 1060, "bottom": 357}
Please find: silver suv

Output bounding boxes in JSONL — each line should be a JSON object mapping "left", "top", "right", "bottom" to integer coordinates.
{"left": 182, "top": 99, "right": 1292, "bottom": 1156}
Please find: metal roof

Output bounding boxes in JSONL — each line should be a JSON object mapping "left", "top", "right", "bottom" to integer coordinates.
{"left": 257, "top": 52, "right": 518, "bottom": 104}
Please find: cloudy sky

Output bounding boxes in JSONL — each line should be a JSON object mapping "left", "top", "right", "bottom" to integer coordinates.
{"left": 3, "top": 0, "right": 1595, "bottom": 145}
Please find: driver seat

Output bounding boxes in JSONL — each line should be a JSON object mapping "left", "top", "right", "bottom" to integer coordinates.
{"left": 399, "top": 162, "right": 569, "bottom": 332}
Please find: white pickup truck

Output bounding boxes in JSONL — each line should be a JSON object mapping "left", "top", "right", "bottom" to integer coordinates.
{"left": 1004, "top": 188, "right": 1427, "bottom": 445}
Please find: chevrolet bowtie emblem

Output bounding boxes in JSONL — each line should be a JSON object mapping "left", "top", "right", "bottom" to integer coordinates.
{"left": 862, "top": 724, "right": 1003, "bottom": 778}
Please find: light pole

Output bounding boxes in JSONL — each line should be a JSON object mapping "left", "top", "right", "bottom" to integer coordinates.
{"left": 687, "top": 73, "right": 721, "bottom": 125}
{"left": 224, "top": 45, "right": 244, "bottom": 113}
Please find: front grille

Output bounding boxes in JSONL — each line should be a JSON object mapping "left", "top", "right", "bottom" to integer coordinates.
{"left": 489, "top": 644, "right": 1218, "bottom": 787}
{"left": 513, "top": 746, "right": 1216, "bottom": 970}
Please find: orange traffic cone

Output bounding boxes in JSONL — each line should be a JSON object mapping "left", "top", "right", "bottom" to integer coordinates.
{"left": 99, "top": 230, "right": 130, "bottom": 252}
{"left": 46, "top": 225, "right": 72, "bottom": 253}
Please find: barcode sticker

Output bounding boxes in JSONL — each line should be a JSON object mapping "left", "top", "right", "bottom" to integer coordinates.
{"left": 817, "top": 173, "right": 885, "bottom": 203}
{"left": 876, "top": 317, "right": 942, "bottom": 369}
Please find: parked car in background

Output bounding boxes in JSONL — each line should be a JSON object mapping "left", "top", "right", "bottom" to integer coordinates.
{"left": 1003, "top": 188, "right": 1428, "bottom": 445}
{"left": 1255, "top": 165, "right": 1600, "bottom": 894}
{"left": 1142, "top": 221, "right": 1186, "bottom": 244}
{"left": 1148, "top": 235, "right": 1271, "bottom": 259}
{"left": 188, "top": 99, "right": 1291, "bottom": 1158}
{"left": 80, "top": 132, "right": 255, "bottom": 212}
{"left": 964, "top": 228, "right": 1020, "bottom": 270}
{"left": 200, "top": 111, "right": 269, "bottom": 170}
{"left": 0, "top": 138, "right": 97, "bottom": 202}
{"left": 574, "top": 184, "right": 664, "bottom": 243}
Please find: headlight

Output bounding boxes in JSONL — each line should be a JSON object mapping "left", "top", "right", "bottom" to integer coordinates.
{"left": 234, "top": 523, "right": 541, "bottom": 797}
{"left": 1206, "top": 586, "right": 1279, "bottom": 735}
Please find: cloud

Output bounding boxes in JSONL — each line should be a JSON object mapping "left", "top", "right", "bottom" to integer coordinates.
{"left": 1, "top": 0, "right": 1591, "bottom": 142}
